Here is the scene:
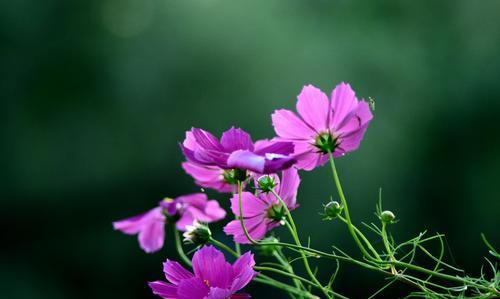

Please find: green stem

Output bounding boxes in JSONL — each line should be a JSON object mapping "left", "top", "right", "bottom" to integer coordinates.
{"left": 254, "top": 274, "right": 320, "bottom": 299}
{"left": 270, "top": 189, "right": 332, "bottom": 299}
{"left": 232, "top": 183, "right": 242, "bottom": 256}
{"left": 254, "top": 266, "right": 348, "bottom": 299}
{"left": 327, "top": 151, "right": 375, "bottom": 260}
{"left": 338, "top": 215, "right": 381, "bottom": 260}
{"left": 273, "top": 251, "right": 305, "bottom": 291}
{"left": 173, "top": 228, "right": 192, "bottom": 267}
{"left": 390, "top": 261, "right": 500, "bottom": 296}
{"left": 381, "top": 222, "right": 397, "bottom": 274}
{"left": 237, "top": 180, "right": 259, "bottom": 245}
{"left": 210, "top": 238, "right": 239, "bottom": 258}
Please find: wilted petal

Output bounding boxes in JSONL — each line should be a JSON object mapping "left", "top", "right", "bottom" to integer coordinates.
{"left": 296, "top": 84, "right": 330, "bottom": 131}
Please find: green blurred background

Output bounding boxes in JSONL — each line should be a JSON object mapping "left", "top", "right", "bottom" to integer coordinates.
{"left": 1, "top": 0, "right": 499, "bottom": 298}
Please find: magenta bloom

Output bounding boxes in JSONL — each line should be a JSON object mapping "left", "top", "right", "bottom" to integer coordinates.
{"left": 182, "top": 162, "right": 233, "bottom": 193}
{"left": 113, "top": 194, "right": 226, "bottom": 253}
{"left": 181, "top": 127, "right": 296, "bottom": 175}
{"left": 149, "top": 245, "right": 256, "bottom": 299}
{"left": 224, "top": 168, "right": 300, "bottom": 244}
{"left": 272, "top": 83, "right": 373, "bottom": 171}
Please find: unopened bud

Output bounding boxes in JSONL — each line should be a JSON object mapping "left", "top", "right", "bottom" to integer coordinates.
{"left": 257, "top": 175, "right": 277, "bottom": 193}
{"left": 380, "top": 210, "right": 396, "bottom": 223}
{"left": 324, "top": 201, "right": 343, "bottom": 219}
{"left": 183, "top": 221, "right": 211, "bottom": 245}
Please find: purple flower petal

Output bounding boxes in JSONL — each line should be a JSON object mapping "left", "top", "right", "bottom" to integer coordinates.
{"left": 206, "top": 287, "right": 233, "bottom": 299}
{"left": 271, "top": 109, "right": 315, "bottom": 140}
{"left": 292, "top": 141, "right": 329, "bottom": 171}
{"left": 113, "top": 207, "right": 166, "bottom": 253}
{"left": 262, "top": 154, "right": 296, "bottom": 174}
{"left": 191, "top": 128, "right": 225, "bottom": 152}
{"left": 329, "top": 82, "right": 359, "bottom": 129}
{"left": 276, "top": 168, "right": 300, "bottom": 208}
{"left": 231, "top": 252, "right": 257, "bottom": 293}
{"left": 177, "top": 277, "right": 209, "bottom": 299}
{"left": 254, "top": 140, "right": 294, "bottom": 156}
{"left": 230, "top": 192, "right": 269, "bottom": 218}
{"left": 149, "top": 281, "right": 179, "bottom": 299}
{"left": 224, "top": 216, "right": 269, "bottom": 244}
{"left": 181, "top": 162, "right": 232, "bottom": 193}
{"left": 227, "top": 150, "right": 266, "bottom": 173}
{"left": 192, "top": 246, "right": 234, "bottom": 289}
{"left": 296, "top": 84, "right": 330, "bottom": 132}
{"left": 163, "top": 260, "right": 194, "bottom": 285}
{"left": 221, "top": 127, "right": 254, "bottom": 152}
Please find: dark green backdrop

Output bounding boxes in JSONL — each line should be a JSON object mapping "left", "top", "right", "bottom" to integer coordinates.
{"left": 2, "top": 1, "right": 499, "bottom": 298}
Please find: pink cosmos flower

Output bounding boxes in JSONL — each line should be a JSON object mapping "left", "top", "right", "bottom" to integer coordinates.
{"left": 223, "top": 168, "right": 300, "bottom": 244}
{"left": 149, "top": 245, "right": 256, "bottom": 299}
{"left": 181, "top": 127, "right": 296, "bottom": 176}
{"left": 272, "top": 82, "right": 373, "bottom": 171}
{"left": 113, "top": 193, "right": 226, "bottom": 253}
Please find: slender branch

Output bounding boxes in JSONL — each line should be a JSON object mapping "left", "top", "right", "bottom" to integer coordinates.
{"left": 209, "top": 238, "right": 239, "bottom": 258}
{"left": 173, "top": 228, "right": 192, "bottom": 267}
{"left": 270, "top": 189, "right": 332, "bottom": 299}
{"left": 253, "top": 274, "right": 320, "bottom": 299}
{"left": 327, "top": 151, "right": 376, "bottom": 260}
{"left": 237, "top": 180, "right": 259, "bottom": 244}
{"left": 338, "top": 215, "right": 381, "bottom": 260}
{"left": 254, "top": 266, "right": 349, "bottom": 299}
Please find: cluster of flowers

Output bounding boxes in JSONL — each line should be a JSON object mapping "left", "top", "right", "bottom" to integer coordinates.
{"left": 113, "top": 82, "right": 373, "bottom": 298}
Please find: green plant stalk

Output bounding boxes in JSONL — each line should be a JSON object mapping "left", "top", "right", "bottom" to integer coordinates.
{"left": 209, "top": 238, "right": 239, "bottom": 258}
{"left": 254, "top": 274, "right": 320, "bottom": 299}
{"left": 270, "top": 189, "right": 332, "bottom": 299}
{"left": 381, "top": 222, "right": 397, "bottom": 274}
{"left": 232, "top": 183, "right": 242, "bottom": 256}
{"left": 338, "top": 215, "right": 381, "bottom": 260}
{"left": 260, "top": 239, "right": 500, "bottom": 295}
{"left": 273, "top": 250, "right": 305, "bottom": 291}
{"left": 237, "top": 180, "right": 259, "bottom": 245}
{"left": 254, "top": 266, "right": 348, "bottom": 299}
{"left": 173, "top": 228, "right": 192, "bottom": 267}
{"left": 327, "top": 151, "right": 376, "bottom": 260}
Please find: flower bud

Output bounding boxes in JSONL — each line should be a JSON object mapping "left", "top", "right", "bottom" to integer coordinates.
{"left": 324, "top": 201, "right": 342, "bottom": 219}
{"left": 257, "top": 175, "right": 277, "bottom": 193}
{"left": 258, "top": 236, "right": 281, "bottom": 256}
{"left": 183, "top": 221, "right": 211, "bottom": 245}
{"left": 380, "top": 210, "right": 396, "bottom": 224}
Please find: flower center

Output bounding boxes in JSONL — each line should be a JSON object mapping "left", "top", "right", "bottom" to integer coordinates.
{"left": 314, "top": 132, "right": 338, "bottom": 154}
{"left": 267, "top": 203, "right": 287, "bottom": 221}
{"left": 203, "top": 279, "right": 210, "bottom": 287}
